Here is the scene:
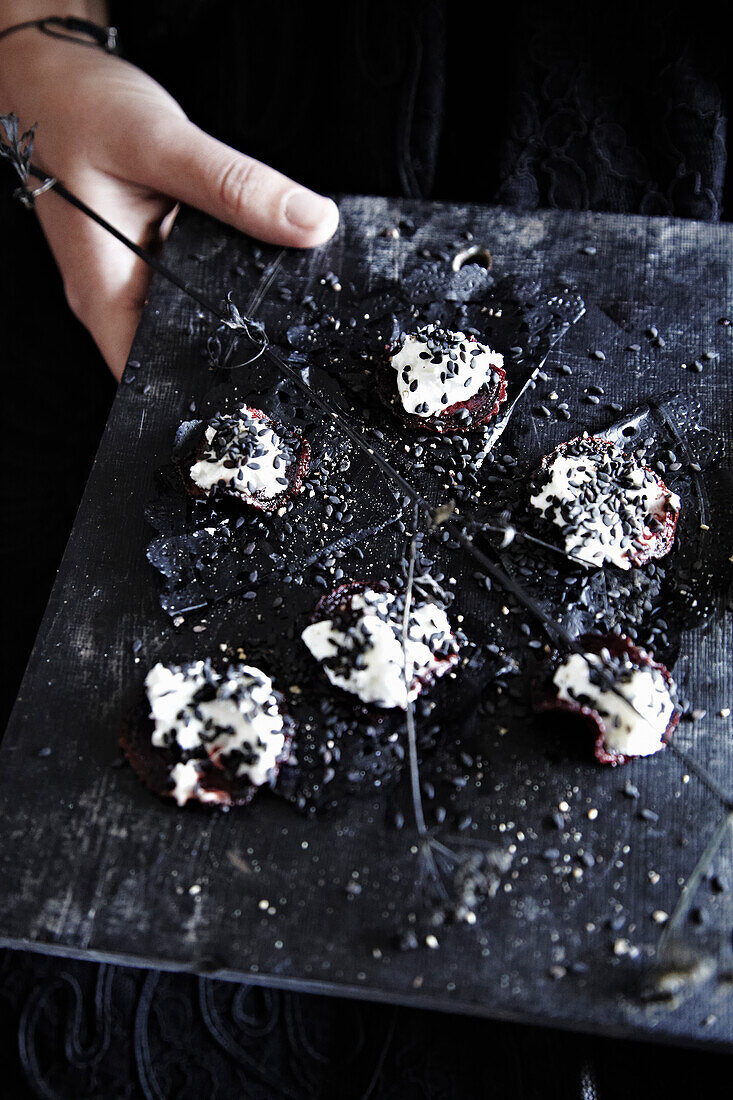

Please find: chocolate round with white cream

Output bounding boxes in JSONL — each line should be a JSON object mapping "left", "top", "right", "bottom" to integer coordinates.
{"left": 301, "top": 580, "right": 460, "bottom": 709}
{"left": 529, "top": 435, "right": 680, "bottom": 570}
{"left": 387, "top": 324, "right": 507, "bottom": 434}
{"left": 182, "top": 405, "right": 310, "bottom": 513}
{"left": 537, "top": 633, "right": 679, "bottom": 765}
{"left": 121, "top": 659, "right": 290, "bottom": 806}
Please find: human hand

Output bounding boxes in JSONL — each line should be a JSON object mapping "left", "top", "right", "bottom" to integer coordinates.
{"left": 0, "top": 13, "right": 339, "bottom": 379}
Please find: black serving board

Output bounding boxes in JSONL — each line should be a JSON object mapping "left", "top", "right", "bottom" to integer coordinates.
{"left": 1, "top": 199, "right": 732, "bottom": 1050}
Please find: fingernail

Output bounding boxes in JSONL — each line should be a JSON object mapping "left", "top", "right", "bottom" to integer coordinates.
{"left": 284, "top": 189, "right": 336, "bottom": 230}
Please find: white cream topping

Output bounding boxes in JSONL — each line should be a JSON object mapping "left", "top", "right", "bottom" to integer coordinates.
{"left": 301, "top": 589, "right": 457, "bottom": 709}
{"left": 390, "top": 326, "right": 504, "bottom": 418}
{"left": 168, "top": 761, "right": 224, "bottom": 806}
{"left": 530, "top": 441, "right": 680, "bottom": 569}
{"left": 145, "top": 660, "right": 285, "bottom": 805}
{"left": 553, "top": 651, "right": 675, "bottom": 757}
{"left": 190, "top": 410, "right": 290, "bottom": 497}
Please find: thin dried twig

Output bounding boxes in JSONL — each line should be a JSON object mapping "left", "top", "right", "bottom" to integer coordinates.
{"left": 400, "top": 509, "right": 448, "bottom": 897}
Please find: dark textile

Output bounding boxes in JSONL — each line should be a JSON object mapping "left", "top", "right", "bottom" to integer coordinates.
{"left": 112, "top": 1, "right": 729, "bottom": 219}
{"left": 1, "top": 947, "right": 730, "bottom": 1099}
{"left": 1, "top": 4, "right": 731, "bottom": 1097}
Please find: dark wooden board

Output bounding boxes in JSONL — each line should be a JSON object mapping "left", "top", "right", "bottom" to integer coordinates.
{"left": 1, "top": 199, "right": 731, "bottom": 1050}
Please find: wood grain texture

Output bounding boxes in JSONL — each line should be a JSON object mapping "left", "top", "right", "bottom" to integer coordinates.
{"left": 0, "top": 198, "right": 731, "bottom": 1049}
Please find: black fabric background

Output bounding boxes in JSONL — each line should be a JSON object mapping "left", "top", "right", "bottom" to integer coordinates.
{"left": 1, "top": 2, "right": 731, "bottom": 1095}
{"left": 112, "top": 1, "right": 729, "bottom": 217}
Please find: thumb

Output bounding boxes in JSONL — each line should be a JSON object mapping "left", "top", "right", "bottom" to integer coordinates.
{"left": 143, "top": 118, "right": 339, "bottom": 248}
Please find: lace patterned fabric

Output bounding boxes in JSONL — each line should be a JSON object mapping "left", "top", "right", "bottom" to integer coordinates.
{"left": 2, "top": 947, "right": 731, "bottom": 1099}
{"left": 492, "top": 7, "right": 728, "bottom": 220}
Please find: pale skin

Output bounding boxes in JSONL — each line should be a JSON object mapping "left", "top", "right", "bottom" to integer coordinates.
{"left": 0, "top": 0, "right": 339, "bottom": 379}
